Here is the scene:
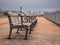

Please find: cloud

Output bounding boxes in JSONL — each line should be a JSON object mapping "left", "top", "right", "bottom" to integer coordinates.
{"left": 0, "top": 0, "right": 60, "bottom": 6}
{"left": 19, "top": 0, "right": 60, "bottom": 5}
{"left": 20, "top": 0, "right": 40, "bottom": 4}
{"left": 0, "top": 0, "right": 60, "bottom": 11}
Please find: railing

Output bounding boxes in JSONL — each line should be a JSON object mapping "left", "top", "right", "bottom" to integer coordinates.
{"left": 44, "top": 11, "right": 60, "bottom": 25}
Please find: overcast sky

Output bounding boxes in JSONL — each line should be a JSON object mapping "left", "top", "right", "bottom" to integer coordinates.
{"left": 0, "top": 0, "right": 60, "bottom": 12}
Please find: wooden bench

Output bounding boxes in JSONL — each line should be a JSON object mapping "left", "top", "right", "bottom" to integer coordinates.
{"left": 18, "top": 14, "right": 33, "bottom": 34}
{"left": 25, "top": 16, "right": 37, "bottom": 28}
{"left": 3, "top": 12, "right": 32, "bottom": 40}
{"left": 30, "top": 16, "right": 37, "bottom": 27}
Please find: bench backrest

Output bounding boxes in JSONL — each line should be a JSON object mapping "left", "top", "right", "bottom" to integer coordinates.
{"left": 4, "top": 12, "right": 22, "bottom": 26}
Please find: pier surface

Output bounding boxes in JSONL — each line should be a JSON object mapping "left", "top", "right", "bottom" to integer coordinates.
{"left": 0, "top": 16, "right": 60, "bottom": 45}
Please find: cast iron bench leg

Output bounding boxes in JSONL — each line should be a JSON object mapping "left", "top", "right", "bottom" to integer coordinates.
{"left": 16, "top": 28, "right": 19, "bottom": 33}
{"left": 20, "top": 27, "right": 22, "bottom": 31}
{"left": 24, "top": 27, "right": 28, "bottom": 40}
{"left": 8, "top": 28, "right": 12, "bottom": 39}
{"left": 29, "top": 25, "right": 32, "bottom": 34}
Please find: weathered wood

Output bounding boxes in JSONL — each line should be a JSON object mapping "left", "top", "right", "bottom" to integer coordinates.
{"left": 3, "top": 12, "right": 29, "bottom": 40}
{"left": 3, "top": 12, "right": 37, "bottom": 40}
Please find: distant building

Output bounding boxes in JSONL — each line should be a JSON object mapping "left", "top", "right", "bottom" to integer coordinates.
{"left": 0, "top": 8, "right": 2, "bottom": 13}
{"left": 20, "top": 6, "right": 22, "bottom": 13}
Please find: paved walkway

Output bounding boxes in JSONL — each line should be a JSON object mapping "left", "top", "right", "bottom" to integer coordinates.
{"left": 0, "top": 17, "right": 60, "bottom": 45}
